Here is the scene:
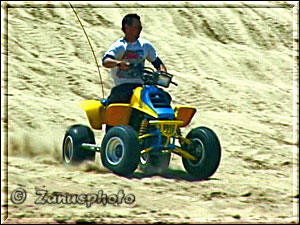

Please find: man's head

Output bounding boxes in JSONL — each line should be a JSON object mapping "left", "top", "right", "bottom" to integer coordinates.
{"left": 122, "top": 14, "right": 143, "bottom": 41}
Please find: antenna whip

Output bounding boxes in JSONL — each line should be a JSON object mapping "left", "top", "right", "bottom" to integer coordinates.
{"left": 69, "top": 2, "right": 105, "bottom": 99}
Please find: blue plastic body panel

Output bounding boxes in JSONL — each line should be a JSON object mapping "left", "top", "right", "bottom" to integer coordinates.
{"left": 141, "top": 86, "right": 175, "bottom": 119}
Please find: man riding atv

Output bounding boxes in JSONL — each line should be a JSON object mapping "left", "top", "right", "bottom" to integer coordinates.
{"left": 102, "top": 13, "right": 168, "bottom": 106}
{"left": 63, "top": 12, "right": 221, "bottom": 180}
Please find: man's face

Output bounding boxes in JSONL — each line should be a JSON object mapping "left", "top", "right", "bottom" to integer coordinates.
{"left": 125, "top": 18, "right": 143, "bottom": 39}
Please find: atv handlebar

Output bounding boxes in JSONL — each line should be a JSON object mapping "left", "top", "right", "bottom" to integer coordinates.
{"left": 140, "top": 67, "right": 178, "bottom": 88}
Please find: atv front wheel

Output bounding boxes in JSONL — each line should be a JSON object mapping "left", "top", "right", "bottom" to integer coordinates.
{"left": 182, "top": 127, "right": 221, "bottom": 180}
{"left": 101, "top": 126, "right": 140, "bottom": 176}
{"left": 62, "top": 124, "right": 96, "bottom": 165}
{"left": 139, "top": 152, "right": 171, "bottom": 175}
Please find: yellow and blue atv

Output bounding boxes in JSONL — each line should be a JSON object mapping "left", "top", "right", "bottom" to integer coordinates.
{"left": 62, "top": 67, "right": 221, "bottom": 180}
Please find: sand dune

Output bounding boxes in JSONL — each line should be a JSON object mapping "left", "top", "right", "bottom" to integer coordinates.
{"left": 2, "top": 1, "right": 299, "bottom": 223}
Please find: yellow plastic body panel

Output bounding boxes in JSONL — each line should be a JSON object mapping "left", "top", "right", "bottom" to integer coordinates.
{"left": 131, "top": 87, "right": 158, "bottom": 118}
{"left": 174, "top": 106, "right": 197, "bottom": 127}
{"left": 79, "top": 91, "right": 196, "bottom": 130}
{"left": 105, "top": 104, "right": 132, "bottom": 126}
{"left": 79, "top": 100, "right": 106, "bottom": 130}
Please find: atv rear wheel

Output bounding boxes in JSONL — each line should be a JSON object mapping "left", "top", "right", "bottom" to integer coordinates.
{"left": 182, "top": 127, "right": 221, "bottom": 180}
{"left": 62, "top": 125, "right": 96, "bottom": 165}
{"left": 139, "top": 152, "right": 171, "bottom": 175}
{"left": 101, "top": 126, "right": 140, "bottom": 176}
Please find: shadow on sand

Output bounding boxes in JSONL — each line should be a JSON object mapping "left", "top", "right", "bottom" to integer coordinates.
{"left": 127, "top": 168, "right": 219, "bottom": 182}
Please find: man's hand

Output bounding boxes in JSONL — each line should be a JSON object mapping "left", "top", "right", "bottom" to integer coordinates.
{"left": 158, "top": 64, "right": 167, "bottom": 73}
{"left": 102, "top": 58, "right": 130, "bottom": 70}
{"left": 117, "top": 61, "right": 131, "bottom": 70}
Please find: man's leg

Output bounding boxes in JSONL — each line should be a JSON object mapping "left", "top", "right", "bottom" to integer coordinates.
{"left": 106, "top": 83, "right": 142, "bottom": 105}
{"left": 105, "top": 83, "right": 142, "bottom": 133}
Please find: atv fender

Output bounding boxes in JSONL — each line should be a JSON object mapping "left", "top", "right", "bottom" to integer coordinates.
{"left": 105, "top": 104, "right": 132, "bottom": 126}
{"left": 174, "top": 106, "right": 197, "bottom": 127}
{"left": 79, "top": 100, "right": 105, "bottom": 130}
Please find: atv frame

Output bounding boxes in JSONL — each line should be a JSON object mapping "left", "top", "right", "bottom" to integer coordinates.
{"left": 63, "top": 67, "right": 221, "bottom": 179}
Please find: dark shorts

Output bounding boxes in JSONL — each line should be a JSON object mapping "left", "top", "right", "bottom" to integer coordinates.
{"left": 106, "top": 83, "right": 143, "bottom": 105}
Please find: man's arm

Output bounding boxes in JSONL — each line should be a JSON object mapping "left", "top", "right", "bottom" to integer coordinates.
{"left": 102, "top": 56, "right": 130, "bottom": 70}
{"left": 151, "top": 57, "right": 167, "bottom": 72}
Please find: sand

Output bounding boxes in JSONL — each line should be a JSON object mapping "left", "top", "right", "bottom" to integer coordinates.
{"left": 1, "top": 1, "right": 299, "bottom": 224}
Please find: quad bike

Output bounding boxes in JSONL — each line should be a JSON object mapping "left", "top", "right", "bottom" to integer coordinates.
{"left": 62, "top": 67, "right": 221, "bottom": 180}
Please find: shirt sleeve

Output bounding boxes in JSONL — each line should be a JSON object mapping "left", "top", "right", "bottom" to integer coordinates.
{"left": 145, "top": 42, "right": 158, "bottom": 63}
{"left": 102, "top": 40, "right": 125, "bottom": 63}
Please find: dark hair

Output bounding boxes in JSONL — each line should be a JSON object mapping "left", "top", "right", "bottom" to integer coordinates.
{"left": 121, "top": 14, "right": 140, "bottom": 33}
